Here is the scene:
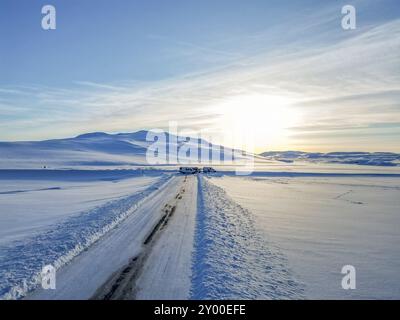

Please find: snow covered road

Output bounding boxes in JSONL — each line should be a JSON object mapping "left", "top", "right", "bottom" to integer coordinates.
{"left": 25, "top": 175, "right": 184, "bottom": 300}
{"left": 132, "top": 175, "right": 198, "bottom": 299}
{"left": 1, "top": 168, "right": 399, "bottom": 300}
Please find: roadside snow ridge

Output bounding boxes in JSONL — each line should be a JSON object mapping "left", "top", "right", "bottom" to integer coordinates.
{"left": 191, "top": 176, "right": 304, "bottom": 299}
{"left": 0, "top": 174, "right": 171, "bottom": 300}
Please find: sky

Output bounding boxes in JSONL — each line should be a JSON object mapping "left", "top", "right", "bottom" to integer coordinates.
{"left": 0, "top": 0, "right": 399, "bottom": 153}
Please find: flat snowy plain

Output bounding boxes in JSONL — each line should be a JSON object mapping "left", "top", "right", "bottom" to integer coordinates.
{"left": 207, "top": 175, "right": 400, "bottom": 299}
{"left": 0, "top": 170, "right": 170, "bottom": 299}
{"left": 0, "top": 132, "right": 399, "bottom": 299}
{"left": 0, "top": 165, "right": 398, "bottom": 300}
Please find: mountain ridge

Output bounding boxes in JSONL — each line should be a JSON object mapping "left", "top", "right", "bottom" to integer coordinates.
{"left": 260, "top": 150, "right": 400, "bottom": 167}
{"left": 0, "top": 130, "right": 244, "bottom": 169}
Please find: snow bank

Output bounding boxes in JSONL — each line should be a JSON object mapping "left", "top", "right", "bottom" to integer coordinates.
{"left": 0, "top": 174, "right": 172, "bottom": 300}
{"left": 210, "top": 176, "right": 400, "bottom": 299}
{"left": 190, "top": 176, "right": 304, "bottom": 299}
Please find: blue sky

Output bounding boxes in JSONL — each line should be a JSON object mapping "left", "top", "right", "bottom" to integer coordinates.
{"left": 0, "top": 0, "right": 399, "bottom": 152}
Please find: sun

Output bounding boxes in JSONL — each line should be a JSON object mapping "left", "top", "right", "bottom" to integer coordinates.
{"left": 215, "top": 93, "right": 298, "bottom": 152}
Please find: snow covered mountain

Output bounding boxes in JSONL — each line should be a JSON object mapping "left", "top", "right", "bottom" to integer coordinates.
{"left": 2, "top": 130, "right": 398, "bottom": 169}
{"left": 0, "top": 130, "right": 244, "bottom": 169}
{"left": 260, "top": 151, "right": 400, "bottom": 167}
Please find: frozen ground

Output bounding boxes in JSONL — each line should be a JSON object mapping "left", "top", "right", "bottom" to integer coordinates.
{"left": 1, "top": 145, "right": 399, "bottom": 299}
{"left": 208, "top": 175, "right": 400, "bottom": 299}
{"left": 133, "top": 175, "right": 198, "bottom": 300}
{"left": 191, "top": 175, "right": 304, "bottom": 299}
{"left": 0, "top": 170, "right": 165, "bottom": 245}
{"left": 0, "top": 169, "right": 171, "bottom": 299}
{"left": 27, "top": 175, "right": 183, "bottom": 300}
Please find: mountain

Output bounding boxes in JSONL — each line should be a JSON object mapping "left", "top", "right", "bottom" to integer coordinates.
{"left": 0, "top": 130, "right": 247, "bottom": 169}
{"left": 3, "top": 131, "right": 397, "bottom": 169}
{"left": 259, "top": 151, "right": 400, "bottom": 167}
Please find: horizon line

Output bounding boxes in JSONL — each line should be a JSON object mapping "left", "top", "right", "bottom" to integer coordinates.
{"left": 1, "top": 129, "right": 399, "bottom": 155}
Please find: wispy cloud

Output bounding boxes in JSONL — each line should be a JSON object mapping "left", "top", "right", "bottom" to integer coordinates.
{"left": 0, "top": 3, "right": 399, "bottom": 151}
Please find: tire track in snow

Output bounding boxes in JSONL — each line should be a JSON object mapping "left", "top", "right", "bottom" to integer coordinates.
{"left": 92, "top": 178, "right": 187, "bottom": 300}
{"left": 0, "top": 174, "right": 171, "bottom": 300}
{"left": 191, "top": 175, "right": 304, "bottom": 299}
{"left": 132, "top": 175, "right": 197, "bottom": 299}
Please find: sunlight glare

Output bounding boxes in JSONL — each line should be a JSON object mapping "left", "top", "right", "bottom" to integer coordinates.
{"left": 216, "top": 93, "right": 299, "bottom": 152}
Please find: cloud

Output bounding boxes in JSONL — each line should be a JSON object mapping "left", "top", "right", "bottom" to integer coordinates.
{"left": 0, "top": 7, "right": 399, "bottom": 151}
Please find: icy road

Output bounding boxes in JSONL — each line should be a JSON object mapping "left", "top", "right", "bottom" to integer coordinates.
{"left": 0, "top": 169, "right": 399, "bottom": 300}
